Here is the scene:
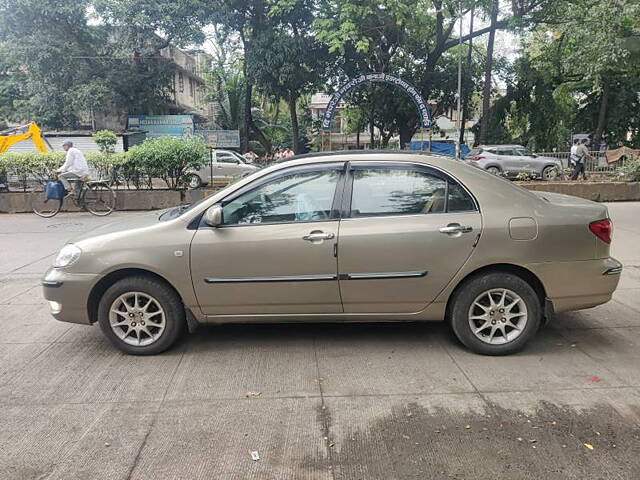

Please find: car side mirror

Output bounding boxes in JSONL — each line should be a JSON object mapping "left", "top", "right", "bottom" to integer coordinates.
{"left": 204, "top": 205, "right": 223, "bottom": 227}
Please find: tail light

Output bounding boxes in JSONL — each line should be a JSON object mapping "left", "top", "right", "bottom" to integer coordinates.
{"left": 589, "top": 219, "right": 613, "bottom": 244}
{"left": 470, "top": 156, "right": 484, "bottom": 162}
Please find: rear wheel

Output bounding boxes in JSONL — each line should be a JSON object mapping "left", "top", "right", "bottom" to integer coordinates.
{"left": 541, "top": 165, "right": 557, "bottom": 181}
{"left": 450, "top": 272, "right": 541, "bottom": 355}
{"left": 30, "top": 183, "right": 62, "bottom": 218}
{"left": 486, "top": 166, "right": 501, "bottom": 175}
{"left": 98, "top": 276, "right": 186, "bottom": 355}
{"left": 83, "top": 182, "right": 115, "bottom": 216}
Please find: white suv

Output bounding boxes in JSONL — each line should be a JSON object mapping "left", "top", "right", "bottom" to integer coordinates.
{"left": 465, "top": 145, "right": 562, "bottom": 180}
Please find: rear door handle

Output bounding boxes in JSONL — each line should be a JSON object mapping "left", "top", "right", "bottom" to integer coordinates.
{"left": 303, "top": 231, "right": 335, "bottom": 242}
{"left": 439, "top": 223, "right": 473, "bottom": 235}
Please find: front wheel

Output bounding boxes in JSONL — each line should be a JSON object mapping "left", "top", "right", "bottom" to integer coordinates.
{"left": 450, "top": 272, "right": 541, "bottom": 355}
{"left": 83, "top": 182, "right": 116, "bottom": 216}
{"left": 30, "top": 184, "right": 62, "bottom": 218}
{"left": 98, "top": 276, "right": 186, "bottom": 355}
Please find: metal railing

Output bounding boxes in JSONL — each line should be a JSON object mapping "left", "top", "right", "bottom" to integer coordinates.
{"left": 537, "top": 151, "right": 627, "bottom": 175}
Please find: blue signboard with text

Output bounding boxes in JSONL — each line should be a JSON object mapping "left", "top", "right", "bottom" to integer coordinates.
{"left": 195, "top": 130, "right": 241, "bottom": 149}
{"left": 127, "top": 115, "right": 194, "bottom": 138}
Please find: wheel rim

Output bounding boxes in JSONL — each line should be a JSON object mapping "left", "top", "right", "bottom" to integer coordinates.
{"left": 84, "top": 184, "right": 115, "bottom": 215}
{"left": 487, "top": 167, "right": 499, "bottom": 175}
{"left": 109, "top": 292, "right": 166, "bottom": 346}
{"left": 189, "top": 175, "right": 200, "bottom": 188}
{"left": 31, "top": 185, "right": 61, "bottom": 217}
{"left": 468, "top": 288, "right": 528, "bottom": 345}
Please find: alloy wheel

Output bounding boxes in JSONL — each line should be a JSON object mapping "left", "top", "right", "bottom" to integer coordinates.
{"left": 109, "top": 292, "right": 166, "bottom": 346}
{"left": 467, "top": 288, "right": 528, "bottom": 345}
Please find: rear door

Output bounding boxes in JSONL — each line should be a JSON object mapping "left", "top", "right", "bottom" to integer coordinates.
{"left": 214, "top": 151, "right": 244, "bottom": 180}
{"left": 337, "top": 162, "right": 481, "bottom": 313}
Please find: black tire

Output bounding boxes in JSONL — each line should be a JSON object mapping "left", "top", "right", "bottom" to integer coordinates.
{"left": 450, "top": 272, "right": 541, "bottom": 355}
{"left": 98, "top": 276, "right": 186, "bottom": 355}
{"left": 83, "top": 182, "right": 116, "bottom": 216}
{"left": 486, "top": 166, "right": 501, "bottom": 175}
{"left": 30, "top": 183, "right": 62, "bottom": 218}
{"left": 184, "top": 173, "right": 202, "bottom": 189}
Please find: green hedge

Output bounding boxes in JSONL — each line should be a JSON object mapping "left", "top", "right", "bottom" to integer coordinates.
{"left": 0, "top": 136, "right": 208, "bottom": 191}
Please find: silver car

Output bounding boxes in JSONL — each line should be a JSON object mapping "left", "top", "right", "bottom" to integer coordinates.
{"left": 466, "top": 145, "right": 562, "bottom": 180}
{"left": 188, "top": 149, "right": 259, "bottom": 188}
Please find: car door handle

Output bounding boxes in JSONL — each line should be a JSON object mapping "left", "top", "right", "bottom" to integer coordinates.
{"left": 302, "top": 231, "right": 335, "bottom": 242}
{"left": 439, "top": 223, "right": 473, "bottom": 235}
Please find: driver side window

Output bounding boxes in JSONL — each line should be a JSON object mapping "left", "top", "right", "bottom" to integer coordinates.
{"left": 222, "top": 168, "right": 340, "bottom": 225}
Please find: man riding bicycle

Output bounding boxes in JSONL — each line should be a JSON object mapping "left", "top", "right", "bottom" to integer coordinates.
{"left": 57, "top": 140, "right": 89, "bottom": 196}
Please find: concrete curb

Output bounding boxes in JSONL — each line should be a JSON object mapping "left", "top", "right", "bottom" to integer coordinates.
{"left": 519, "top": 181, "right": 640, "bottom": 202}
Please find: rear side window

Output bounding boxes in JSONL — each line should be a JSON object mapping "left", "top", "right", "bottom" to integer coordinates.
{"left": 448, "top": 182, "right": 476, "bottom": 212}
{"left": 350, "top": 168, "right": 447, "bottom": 216}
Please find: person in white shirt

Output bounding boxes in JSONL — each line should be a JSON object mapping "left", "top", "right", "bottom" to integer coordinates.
{"left": 569, "top": 138, "right": 580, "bottom": 166}
{"left": 57, "top": 140, "right": 89, "bottom": 195}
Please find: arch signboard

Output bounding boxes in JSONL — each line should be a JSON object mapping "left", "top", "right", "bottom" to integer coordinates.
{"left": 321, "top": 73, "right": 431, "bottom": 132}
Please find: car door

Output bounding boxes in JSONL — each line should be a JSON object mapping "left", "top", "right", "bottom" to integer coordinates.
{"left": 190, "top": 163, "right": 345, "bottom": 315}
{"left": 496, "top": 148, "right": 519, "bottom": 174}
{"left": 214, "top": 151, "right": 243, "bottom": 180}
{"left": 337, "top": 162, "right": 481, "bottom": 313}
{"left": 514, "top": 148, "right": 537, "bottom": 173}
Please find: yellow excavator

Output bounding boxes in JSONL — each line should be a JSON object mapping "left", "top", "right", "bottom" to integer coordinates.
{"left": 0, "top": 122, "right": 50, "bottom": 153}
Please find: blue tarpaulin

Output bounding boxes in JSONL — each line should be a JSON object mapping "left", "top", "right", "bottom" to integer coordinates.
{"left": 406, "top": 141, "right": 470, "bottom": 157}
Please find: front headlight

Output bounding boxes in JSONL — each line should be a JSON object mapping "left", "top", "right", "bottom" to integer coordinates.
{"left": 54, "top": 244, "right": 82, "bottom": 268}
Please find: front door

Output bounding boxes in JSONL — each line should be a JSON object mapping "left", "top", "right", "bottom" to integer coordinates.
{"left": 337, "top": 163, "right": 481, "bottom": 313}
{"left": 191, "top": 164, "right": 344, "bottom": 315}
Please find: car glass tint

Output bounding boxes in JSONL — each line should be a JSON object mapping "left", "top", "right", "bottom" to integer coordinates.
{"left": 217, "top": 154, "right": 237, "bottom": 163}
{"left": 350, "top": 168, "right": 446, "bottom": 217}
{"left": 448, "top": 182, "right": 476, "bottom": 212}
{"left": 222, "top": 169, "right": 339, "bottom": 224}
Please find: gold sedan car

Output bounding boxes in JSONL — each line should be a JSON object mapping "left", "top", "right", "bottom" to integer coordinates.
{"left": 42, "top": 152, "right": 622, "bottom": 355}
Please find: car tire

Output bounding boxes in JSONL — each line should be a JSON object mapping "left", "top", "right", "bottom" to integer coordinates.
{"left": 98, "top": 276, "right": 186, "bottom": 355}
{"left": 541, "top": 165, "right": 556, "bottom": 181}
{"left": 186, "top": 173, "right": 203, "bottom": 189}
{"left": 450, "top": 272, "right": 541, "bottom": 355}
{"left": 486, "top": 166, "right": 501, "bottom": 175}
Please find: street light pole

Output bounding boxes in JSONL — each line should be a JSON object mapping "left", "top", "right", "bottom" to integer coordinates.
{"left": 456, "top": 0, "right": 463, "bottom": 160}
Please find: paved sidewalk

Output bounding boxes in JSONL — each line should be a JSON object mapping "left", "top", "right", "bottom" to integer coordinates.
{"left": 1, "top": 204, "right": 639, "bottom": 479}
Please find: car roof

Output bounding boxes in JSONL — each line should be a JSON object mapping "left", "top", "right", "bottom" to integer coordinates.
{"left": 277, "top": 150, "right": 455, "bottom": 166}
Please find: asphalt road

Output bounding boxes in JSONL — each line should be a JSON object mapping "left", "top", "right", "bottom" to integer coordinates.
{"left": 1, "top": 203, "right": 640, "bottom": 480}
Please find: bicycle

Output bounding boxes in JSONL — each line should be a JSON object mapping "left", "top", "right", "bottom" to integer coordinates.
{"left": 30, "top": 175, "right": 116, "bottom": 218}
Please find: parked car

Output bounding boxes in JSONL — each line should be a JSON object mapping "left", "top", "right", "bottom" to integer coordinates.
{"left": 186, "top": 149, "right": 259, "bottom": 188}
{"left": 43, "top": 151, "right": 621, "bottom": 356}
{"left": 465, "top": 145, "right": 562, "bottom": 180}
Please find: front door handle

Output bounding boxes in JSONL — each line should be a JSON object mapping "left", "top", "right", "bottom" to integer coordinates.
{"left": 302, "top": 231, "right": 335, "bottom": 243}
{"left": 439, "top": 223, "right": 473, "bottom": 235}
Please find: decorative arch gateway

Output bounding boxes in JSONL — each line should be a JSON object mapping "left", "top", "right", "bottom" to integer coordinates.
{"left": 320, "top": 72, "right": 432, "bottom": 150}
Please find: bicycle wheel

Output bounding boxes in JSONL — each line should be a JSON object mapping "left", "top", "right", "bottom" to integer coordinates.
{"left": 83, "top": 182, "right": 116, "bottom": 216}
{"left": 30, "top": 184, "right": 62, "bottom": 218}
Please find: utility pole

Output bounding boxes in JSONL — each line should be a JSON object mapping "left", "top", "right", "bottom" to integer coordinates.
{"left": 455, "top": 0, "right": 463, "bottom": 160}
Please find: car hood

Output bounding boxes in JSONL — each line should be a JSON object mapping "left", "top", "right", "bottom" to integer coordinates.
{"left": 531, "top": 191, "right": 608, "bottom": 218}
{"left": 69, "top": 210, "right": 167, "bottom": 245}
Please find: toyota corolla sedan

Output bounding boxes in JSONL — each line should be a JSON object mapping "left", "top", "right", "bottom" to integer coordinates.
{"left": 42, "top": 152, "right": 621, "bottom": 356}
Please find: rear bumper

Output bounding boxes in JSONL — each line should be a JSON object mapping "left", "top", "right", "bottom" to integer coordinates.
{"left": 526, "top": 257, "right": 622, "bottom": 313}
{"left": 42, "top": 267, "right": 101, "bottom": 325}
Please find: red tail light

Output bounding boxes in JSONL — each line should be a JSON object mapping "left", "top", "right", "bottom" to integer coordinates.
{"left": 589, "top": 219, "right": 613, "bottom": 244}
{"left": 470, "top": 156, "right": 484, "bottom": 162}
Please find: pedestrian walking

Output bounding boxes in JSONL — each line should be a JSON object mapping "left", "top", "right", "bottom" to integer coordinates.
{"left": 570, "top": 139, "right": 590, "bottom": 181}
{"left": 57, "top": 140, "right": 89, "bottom": 196}
{"left": 569, "top": 138, "right": 580, "bottom": 167}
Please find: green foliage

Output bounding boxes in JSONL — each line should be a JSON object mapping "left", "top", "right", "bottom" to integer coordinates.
{"left": 126, "top": 136, "right": 208, "bottom": 189}
{"left": 620, "top": 156, "right": 640, "bottom": 182}
{"left": 93, "top": 130, "right": 118, "bottom": 153}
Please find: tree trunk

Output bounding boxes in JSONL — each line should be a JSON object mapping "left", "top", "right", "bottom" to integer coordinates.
{"left": 369, "top": 117, "right": 375, "bottom": 149}
{"left": 479, "top": 0, "right": 499, "bottom": 145}
{"left": 399, "top": 123, "right": 415, "bottom": 149}
{"left": 288, "top": 95, "right": 301, "bottom": 153}
{"left": 459, "top": 7, "right": 474, "bottom": 147}
{"left": 241, "top": 77, "right": 251, "bottom": 152}
{"left": 592, "top": 83, "right": 609, "bottom": 152}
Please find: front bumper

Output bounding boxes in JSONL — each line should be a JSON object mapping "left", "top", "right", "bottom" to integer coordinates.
{"left": 527, "top": 257, "right": 622, "bottom": 313}
{"left": 42, "top": 267, "right": 102, "bottom": 324}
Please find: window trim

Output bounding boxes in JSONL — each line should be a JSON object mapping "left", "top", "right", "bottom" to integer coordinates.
{"left": 200, "top": 162, "right": 347, "bottom": 228}
{"left": 342, "top": 161, "right": 479, "bottom": 219}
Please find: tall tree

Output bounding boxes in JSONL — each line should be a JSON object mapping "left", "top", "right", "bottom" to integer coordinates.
{"left": 478, "top": 0, "right": 498, "bottom": 145}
